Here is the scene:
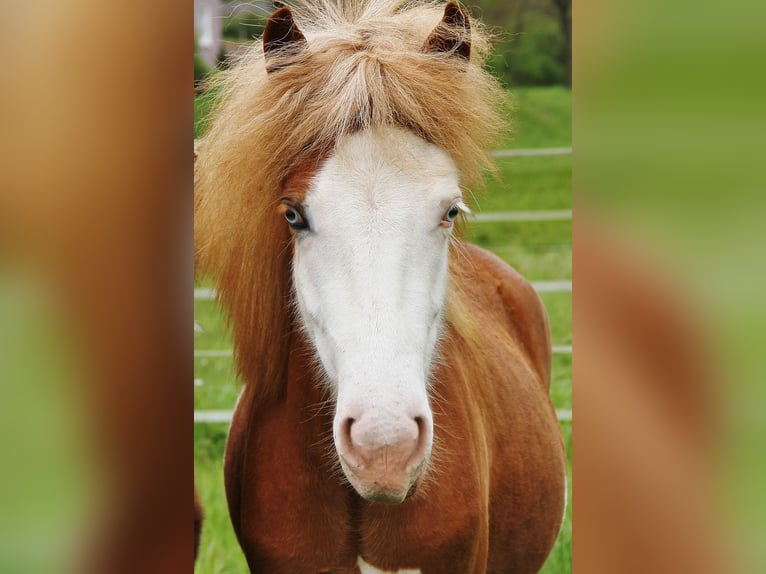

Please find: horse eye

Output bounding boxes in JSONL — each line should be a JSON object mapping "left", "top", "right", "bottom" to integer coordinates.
{"left": 444, "top": 205, "right": 461, "bottom": 223}
{"left": 282, "top": 202, "right": 309, "bottom": 231}
{"left": 285, "top": 208, "right": 299, "bottom": 224}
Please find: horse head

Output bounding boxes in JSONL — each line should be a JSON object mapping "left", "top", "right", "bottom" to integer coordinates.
{"left": 264, "top": 3, "right": 472, "bottom": 504}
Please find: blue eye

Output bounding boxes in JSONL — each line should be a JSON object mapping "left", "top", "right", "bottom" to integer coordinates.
{"left": 285, "top": 207, "right": 299, "bottom": 224}
{"left": 282, "top": 200, "right": 309, "bottom": 230}
{"left": 444, "top": 205, "right": 460, "bottom": 223}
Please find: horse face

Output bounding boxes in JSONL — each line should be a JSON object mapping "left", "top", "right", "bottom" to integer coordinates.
{"left": 287, "top": 127, "right": 463, "bottom": 504}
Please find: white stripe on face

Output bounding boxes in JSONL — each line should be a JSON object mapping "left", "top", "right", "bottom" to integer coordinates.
{"left": 290, "top": 127, "right": 461, "bottom": 500}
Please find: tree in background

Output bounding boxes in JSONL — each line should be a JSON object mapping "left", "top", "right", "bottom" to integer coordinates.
{"left": 198, "top": 0, "right": 572, "bottom": 88}
{"left": 550, "top": 0, "right": 572, "bottom": 86}
{"left": 477, "top": 0, "right": 571, "bottom": 87}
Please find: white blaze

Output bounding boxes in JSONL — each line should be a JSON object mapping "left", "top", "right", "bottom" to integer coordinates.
{"left": 290, "top": 127, "right": 461, "bottom": 493}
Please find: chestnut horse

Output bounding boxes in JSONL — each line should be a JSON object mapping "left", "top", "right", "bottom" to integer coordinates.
{"left": 195, "top": 1, "right": 566, "bottom": 572}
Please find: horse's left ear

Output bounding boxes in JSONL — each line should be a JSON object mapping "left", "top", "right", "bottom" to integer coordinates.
{"left": 424, "top": 2, "right": 471, "bottom": 61}
{"left": 263, "top": 7, "right": 307, "bottom": 73}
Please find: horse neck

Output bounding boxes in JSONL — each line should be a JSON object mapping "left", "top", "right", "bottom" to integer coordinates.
{"left": 253, "top": 327, "right": 335, "bottom": 448}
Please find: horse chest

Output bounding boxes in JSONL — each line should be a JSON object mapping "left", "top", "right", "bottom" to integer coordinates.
{"left": 235, "top": 403, "right": 356, "bottom": 572}
{"left": 234, "top": 398, "right": 486, "bottom": 573}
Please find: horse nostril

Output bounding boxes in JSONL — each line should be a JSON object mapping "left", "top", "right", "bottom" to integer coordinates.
{"left": 339, "top": 417, "right": 355, "bottom": 451}
{"left": 339, "top": 416, "right": 369, "bottom": 470}
{"left": 408, "top": 415, "right": 430, "bottom": 471}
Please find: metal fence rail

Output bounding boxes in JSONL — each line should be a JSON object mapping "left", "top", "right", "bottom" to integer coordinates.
{"left": 491, "top": 147, "right": 572, "bottom": 158}
{"left": 195, "top": 280, "right": 571, "bottom": 302}
{"left": 472, "top": 209, "right": 571, "bottom": 222}
{"left": 194, "top": 345, "right": 572, "bottom": 359}
{"left": 194, "top": 408, "right": 572, "bottom": 424}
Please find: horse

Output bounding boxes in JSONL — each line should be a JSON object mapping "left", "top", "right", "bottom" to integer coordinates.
{"left": 194, "top": 1, "right": 566, "bottom": 572}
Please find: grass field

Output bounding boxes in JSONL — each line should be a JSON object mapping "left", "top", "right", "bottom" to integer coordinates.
{"left": 194, "top": 85, "right": 571, "bottom": 573}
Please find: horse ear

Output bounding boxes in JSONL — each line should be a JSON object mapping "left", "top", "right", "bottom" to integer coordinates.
{"left": 263, "top": 7, "right": 307, "bottom": 73}
{"left": 424, "top": 2, "right": 471, "bottom": 60}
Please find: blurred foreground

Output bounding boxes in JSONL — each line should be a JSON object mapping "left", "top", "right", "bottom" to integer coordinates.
{"left": 0, "top": 2, "right": 191, "bottom": 573}
{"left": 0, "top": 0, "right": 765, "bottom": 573}
{"left": 574, "top": 0, "right": 766, "bottom": 572}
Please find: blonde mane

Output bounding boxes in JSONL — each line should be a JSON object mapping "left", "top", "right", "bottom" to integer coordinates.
{"left": 195, "top": 0, "right": 506, "bottom": 398}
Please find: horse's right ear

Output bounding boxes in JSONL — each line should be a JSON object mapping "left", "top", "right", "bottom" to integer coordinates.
{"left": 424, "top": 2, "right": 471, "bottom": 60}
{"left": 263, "top": 7, "right": 307, "bottom": 73}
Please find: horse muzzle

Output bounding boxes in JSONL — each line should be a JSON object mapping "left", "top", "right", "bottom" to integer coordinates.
{"left": 335, "top": 410, "right": 432, "bottom": 504}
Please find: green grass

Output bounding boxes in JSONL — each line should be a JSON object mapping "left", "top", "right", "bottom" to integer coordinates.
{"left": 541, "top": 422, "right": 573, "bottom": 574}
{"left": 466, "top": 219, "right": 572, "bottom": 281}
{"left": 481, "top": 156, "right": 572, "bottom": 211}
{"left": 502, "top": 86, "right": 573, "bottom": 150}
{"left": 195, "top": 424, "right": 248, "bottom": 574}
{"left": 194, "top": 85, "right": 571, "bottom": 573}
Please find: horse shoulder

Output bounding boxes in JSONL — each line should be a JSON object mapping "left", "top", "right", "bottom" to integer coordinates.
{"left": 457, "top": 242, "right": 552, "bottom": 388}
